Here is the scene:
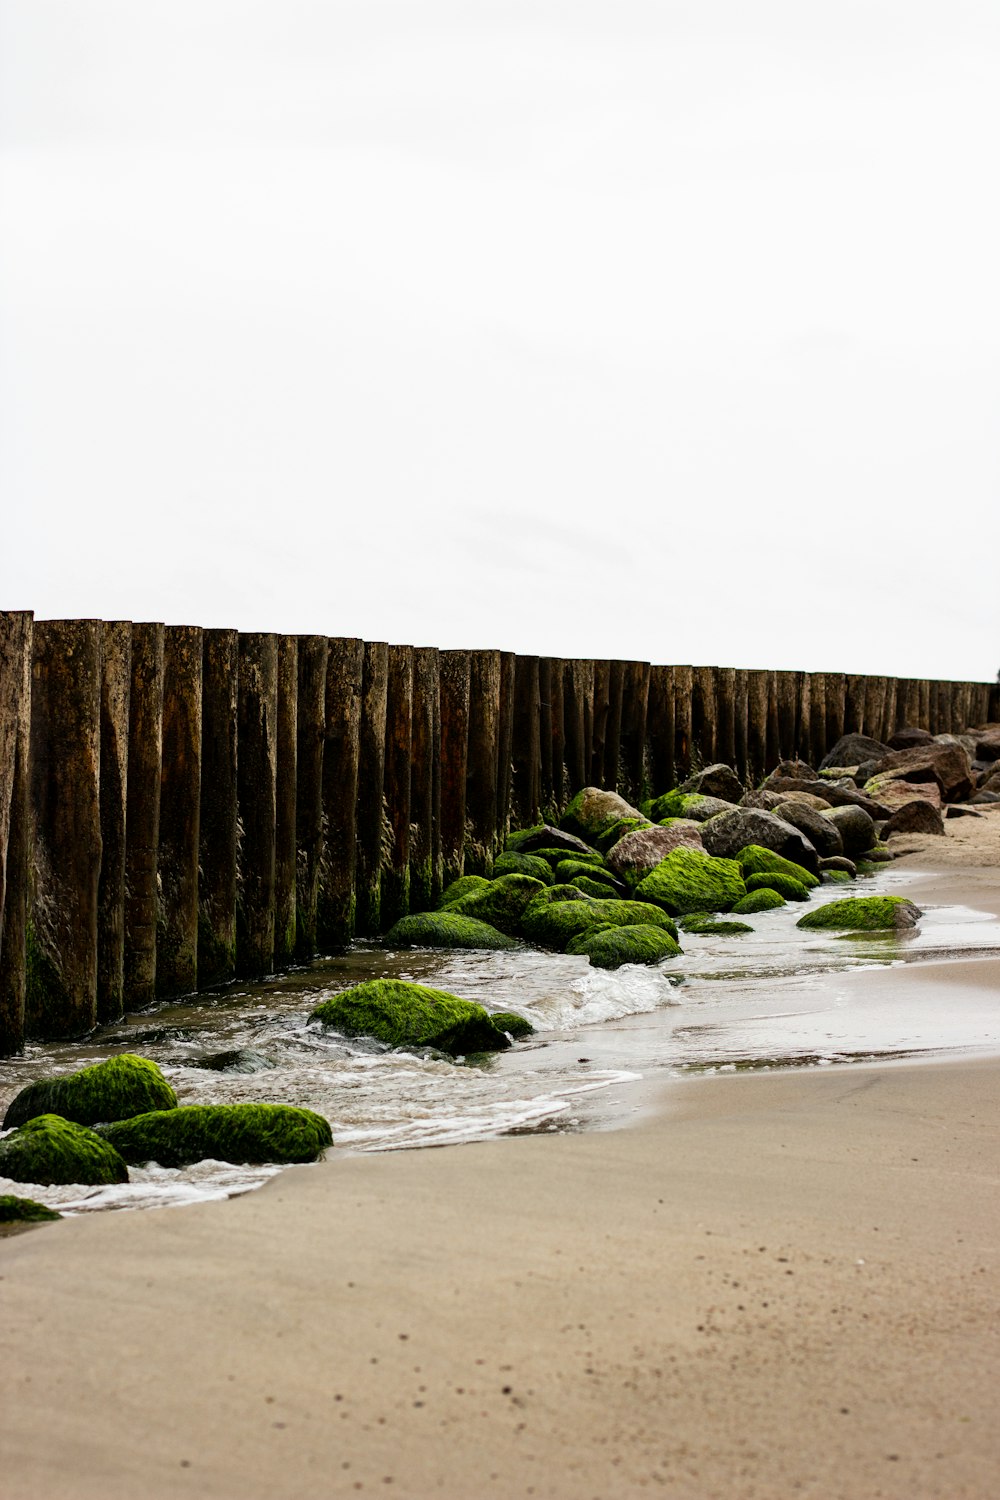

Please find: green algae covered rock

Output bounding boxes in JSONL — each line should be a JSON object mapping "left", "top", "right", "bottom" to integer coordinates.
{"left": 523, "top": 884, "right": 598, "bottom": 907}
{"left": 0, "top": 1115, "right": 129, "bottom": 1185}
{"left": 735, "top": 846, "right": 820, "bottom": 889}
{"left": 554, "top": 859, "right": 622, "bottom": 891}
{"left": 731, "top": 887, "right": 787, "bottom": 914}
{"left": 312, "top": 978, "right": 509, "bottom": 1055}
{"left": 0, "top": 1194, "right": 62, "bottom": 1223}
{"left": 492, "top": 852, "right": 554, "bottom": 885}
{"left": 531, "top": 847, "right": 607, "bottom": 871}
{"left": 745, "top": 871, "right": 811, "bottom": 902}
{"left": 822, "top": 869, "right": 854, "bottom": 884}
{"left": 490, "top": 1012, "right": 535, "bottom": 1039}
{"left": 100, "top": 1103, "right": 333, "bottom": 1168}
{"left": 560, "top": 787, "right": 645, "bottom": 843}
{"left": 571, "top": 874, "right": 628, "bottom": 900}
{"left": 634, "top": 848, "right": 746, "bottom": 915}
{"left": 593, "top": 817, "right": 651, "bottom": 854}
{"left": 2, "top": 1053, "right": 178, "bottom": 1130}
{"left": 520, "top": 897, "right": 677, "bottom": 951}
{"left": 566, "top": 924, "right": 682, "bottom": 969}
{"left": 448, "top": 874, "right": 547, "bottom": 935}
{"left": 678, "top": 915, "right": 754, "bottom": 936}
{"left": 796, "top": 897, "right": 921, "bottom": 932}
{"left": 438, "top": 875, "right": 491, "bottom": 908}
{"left": 384, "top": 911, "right": 519, "bottom": 951}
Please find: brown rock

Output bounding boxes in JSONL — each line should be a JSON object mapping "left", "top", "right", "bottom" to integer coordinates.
{"left": 867, "top": 743, "right": 974, "bottom": 803}
{"left": 607, "top": 823, "right": 704, "bottom": 884}
{"left": 975, "top": 727, "right": 1000, "bottom": 762}
{"left": 883, "top": 802, "right": 945, "bottom": 837}
{"left": 776, "top": 790, "right": 832, "bottom": 811}
{"left": 765, "top": 778, "right": 890, "bottom": 819}
{"left": 888, "top": 727, "right": 934, "bottom": 750}
{"left": 864, "top": 778, "right": 941, "bottom": 813}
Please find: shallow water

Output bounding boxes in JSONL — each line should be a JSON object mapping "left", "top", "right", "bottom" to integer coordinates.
{"left": 2, "top": 865, "right": 999, "bottom": 1216}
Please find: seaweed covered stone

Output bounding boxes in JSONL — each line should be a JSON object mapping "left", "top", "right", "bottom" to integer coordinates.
{"left": 437, "top": 875, "right": 491, "bottom": 908}
{"left": 797, "top": 897, "right": 921, "bottom": 932}
{"left": 560, "top": 787, "right": 645, "bottom": 844}
{"left": 634, "top": 848, "right": 746, "bottom": 915}
{"left": 3, "top": 1053, "right": 177, "bottom": 1130}
{"left": 0, "top": 1115, "right": 129, "bottom": 1185}
{"left": 530, "top": 847, "right": 607, "bottom": 871}
{"left": 745, "top": 871, "right": 811, "bottom": 902}
{"left": 735, "top": 846, "right": 820, "bottom": 889}
{"left": 0, "top": 1194, "right": 62, "bottom": 1223}
{"left": 490, "top": 1012, "right": 535, "bottom": 1039}
{"left": 731, "top": 887, "right": 786, "bottom": 914}
{"left": 593, "top": 817, "right": 652, "bottom": 854}
{"left": 384, "top": 911, "right": 519, "bottom": 951}
{"left": 492, "top": 852, "right": 554, "bottom": 884}
{"left": 520, "top": 897, "right": 677, "bottom": 951}
{"left": 566, "top": 924, "right": 682, "bottom": 969}
{"left": 312, "top": 978, "right": 510, "bottom": 1055}
{"left": 678, "top": 915, "right": 754, "bottom": 935}
{"left": 447, "top": 874, "right": 547, "bottom": 935}
{"left": 553, "top": 859, "right": 623, "bottom": 892}
{"left": 505, "top": 824, "right": 593, "bottom": 858}
{"left": 99, "top": 1103, "right": 333, "bottom": 1167}
{"left": 571, "top": 875, "right": 628, "bottom": 900}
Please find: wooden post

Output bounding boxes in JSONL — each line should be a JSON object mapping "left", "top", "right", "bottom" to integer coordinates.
{"left": 537, "top": 657, "right": 555, "bottom": 816}
{"left": 465, "top": 649, "right": 501, "bottom": 876}
{"left": 124, "top": 624, "right": 164, "bottom": 1009}
{"left": 355, "top": 642, "right": 388, "bottom": 936}
{"left": 156, "top": 626, "right": 203, "bottom": 1000}
{"left": 807, "top": 672, "right": 826, "bottom": 767}
{"left": 562, "top": 659, "right": 590, "bottom": 797}
{"left": 590, "top": 660, "right": 611, "bottom": 787}
{"left": 496, "top": 651, "right": 516, "bottom": 847}
{"left": 619, "top": 661, "right": 651, "bottom": 805}
{"left": 199, "top": 629, "right": 239, "bottom": 987}
{"left": 715, "top": 666, "right": 737, "bottom": 770}
{"left": 409, "top": 647, "right": 439, "bottom": 913}
{"left": 317, "top": 638, "right": 363, "bottom": 950}
{"left": 864, "top": 675, "right": 885, "bottom": 743}
{"left": 97, "top": 622, "right": 131, "bottom": 1024}
{"left": 381, "top": 644, "right": 413, "bottom": 929}
{"left": 745, "top": 669, "right": 768, "bottom": 784}
{"left": 604, "top": 660, "right": 625, "bottom": 794}
{"left": 293, "top": 636, "right": 328, "bottom": 960}
{"left": 26, "top": 620, "right": 102, "bottom": 1038}
{"left": 0, "top": 611, "right": 32, "bottom": 1055}
{"left": 511, "top": 655, "right": 541, "bottom": 830}
{"left": 673, "top": 665, "right": 694, "bottom": 782}
{"left": 882, "top": 677, "right": 899, "bottom": 738}
{"left": 646, "top": 664, "right": 675, "bottom": 796}
{"left": 733, "top": 668, "right": 749, "bottom": 786}
{"left": 237, "top": 633, "right": 277, "bottom": 977}
{"left": 792, "top": 672, "right": 810, "bottom": 762}
{"left": 764, "top": 670, "right": 780, "bottom": 771}
{"left": 547, "top": 657, "right": 566, "bottom": 815}
{"left": 273, "top": 636, "right": 298, "bottom": 966}
{"left": 774, "top": 671, "right": 796, "bottom": 762}
{"left": 843, "top": 676, "right": 865, "bottom": 736}
{"left": 439, "top": 650, "right": 470, "bottom": 892}
{"left": 917, "top": 679, "right": 931, "bottom": 729}
{"left": 691, "top": 666, "right": 716, "bottom": 769}
{"left": 824, "top": 672, "right": 846, "bottom": 755}
{"left": 902, "top": 678, "right": 921, "bottom": 728}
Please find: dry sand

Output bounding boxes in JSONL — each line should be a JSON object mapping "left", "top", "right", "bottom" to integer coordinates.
{"left": 2, "top": 811, "right": 999, "bottom": 1500}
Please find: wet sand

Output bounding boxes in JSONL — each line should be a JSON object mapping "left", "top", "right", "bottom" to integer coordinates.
{"left": 2, "top": 812, "right": 999, "bottom": 1499}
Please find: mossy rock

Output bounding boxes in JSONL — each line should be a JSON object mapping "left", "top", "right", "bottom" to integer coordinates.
{"left": 530, "top": 847, "right": 607, "bottom": 871}
{"left": 437, "top": 875, "right": 491, "bottom": 909}
{"left": 504, "top": 824, "right": 549, "bottom": 852}
{"left": 857, "top": 846, "right": 893, "bottom": 864}
{"left": 571, "top": 874, "right": 628, "bottom": 900}
{"left": 99, "top": 1103, "right": 333, "bottom": 1167}
{"left": 448, "top": 874, "right": 547, "bottom": 935}
{"left": 645, "top": 790, "right": 689, "bottom": 821}
{"left": 745, "top": 871, "right": 811, "bottom": 902}
{"left": 560, "top": 787, "right": 645, "bottom": 843}
{"left": 490, "top": 1012, "right": 535, "bottom": 1039}
{"left": 822, "top": 869, "right": 854, "bottom": 885}
{"left": 492, "top": 852, "right": 554, "bottom": 885}
{"left": 735, "top": 845, "right": 820, "bottom": 889}
{"left": 731, "top": 887, "right": 787, "bottom": 914}
{"left": 634, "top": 848, "right": 746, "bottom": 915}
{"left": 520, "top": 897, "right": 677, "bottom": 951}
{"left": 566, "top": 924, "right": 682, "bottom": 969}
{"left": 593, "top": 817, "right": 651, "bottom": 854}
{"left": 0, "top": 1115, "right": 129, "bottom": 1186}
{"left": 0, "top": 1194, "right": 62, "bottom": 1223}
{"left": 678, "top": 915, "right": 754, "bottom": 935}
{"left": 2, "top": 1053, "right": 178, "bottom": 1130}
{"left": 384, "top": 911, "right": 519, "bottom": 951}
{"left": 553, "top": 859, "right": 622, "bottom": 891}
{"left": 797, "top": 897, "right": 921, "bottom": 932}
{"left": 312, "top": 978, "right": 509, "bottom": 1055}
{"left": 523, "top": 883, "right": 598, "bottom": 907}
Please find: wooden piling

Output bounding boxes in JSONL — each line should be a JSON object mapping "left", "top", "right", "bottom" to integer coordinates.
{"left": 806, "top": 672, "right": 826, "bottom": 767}
{"left": 0, "top": 611, "right": 33, "bottom": 1055}
{"left": 409, "top": 647, "right": 439, "bottom": 914}
{"left": 715, "top": 667, "right": 737, "bottom": 771}
{"left": 355, "top": 642, "right": 388, "bottom": 936}
{"left": 590, "top": 660, "right": 611, "bottom": 787}
{"left": 824, "top": 672, "right": 846, "bottom": 754}
{"left": 673, "top": 666, "right": 694, "bottom": 782}
{"left": 381, "top": 644, "right": 413, "bottom": 928}
{"left": 604, "top": 661, "right": 625, "bottom": 794}
{"left": 774, "top": 671, "right": 796, "bottom": 762}
{"left": 619, "top": 662, "right": 651, "bottom": 805}
{"left": 465, "top": 649, "right": 501, "bottom": 876}
{"left": 124, "top": 624, "right": 164, "bottom": 1009}
{"left": 691, "top": 666, "right": 716, "bottom": 770}
{"left": 882, "top": 677, "right": 898, "bottom": 738}
{"left": 562, "top": 659, "right": 590, "bottom": 796}
{"left": 511, "top": 655, "right": 541, "bottom": 830}
{"left": 273, "top": 637, "right": 298, "bottom": 966}
{"left": 96, "top": 622, "right": 131, "bottom": 1023}
{"left": 745, "top": 670, "right": 768, "bottom": 784}
{"left": 439, "top": 650, "right": 470, "bottom": 892}
{"left": 199, "top": 629, "right": 239, "bottom": 987}
{"left": 496, "top": 651, "right": 516, "bottom": 847}
{"left": 293, "top": 636, "right": 328, "bottom": 960}
{"left": 316, "top": 638, "right": 363, "bottom": 950}
{"left": 537, "top": 657, "right": 555, "bottom": 815}
{"left": 547, "top": 658, "right": 566, "bottom": 815}
{"left": 843, "top": 676, "right": 865, "bottom": 736}
{"left": 26, "top": 620, "right": 102, "bottom": 1038}
{"left": 732, "top": 668, "right": 749, "bottom": 786}
{"left": 646, "top": 664, "right": 675, "bottom": 797}
{"left": 864, "top": 675, "right": 885, "bottom": 744}
{"left": 764, "top": 670, "right": 781, "bottom": 771}
{"left": 236, "top": 633, "right": 277, "bottom": 977}
{"left": 156, "top": 626, "right": 203, "bottom": 1000}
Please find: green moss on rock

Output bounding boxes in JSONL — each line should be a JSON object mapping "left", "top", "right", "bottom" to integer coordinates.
{"left": 566, "top": 924, "right": 682, "bottom": 969}
{"left": 0, "top": 1194, "right": 62, "bottom": 1223}
{"left": 448, "top": 874, "right": 547, "bottom": 935}
{"left": 735, "top": 846, "right": 820, "bottom": 889}
{"left": 99, "top": 1102, "right": 333, "bottom": 1167}
{"left": 570, "top": 874, "right": 627, "bottom": 900}
{"left": 554, "top": 859, "right": 621, "bottom": 890}
{"left": 634, "top": 848, "right": 746, "bottom": 915}
{"left": 731, "top": 887, "right": 787, "bottom": 914}
{"left": 822, "top": 869, "right": 854, "bottom": 884}
{"left": 311, "top": 978, "right": 509, "bottom": 1055}
{"left": 0, "top": 1115, "right": 129, "bottom": 1186}
{"left": 490, "top": 1012, "right": 535, "bottom": 1039}
{"left": 520, "top": 897, "right": 677, "bottom": 951}
{"left": 384, "top": 911, "right": 519, "bottom": 951}
{"left": 593, "top": 818, "right": 651, "bottom": 854}
{"left": 678, "top": 915, "right": 754, "bottom": 935}
{"left": 797, "top": 897, "right": 922, "bottom": 932}
{"left": 531, "top": 847, "right": 607, "bottom": 871}
{"left": 437, "top": 875, "right": 491, "bottom": 908}
{"left": 745, "top": 872, "right": 811, "bottom": 902}
{"left": 2, "top": 1053, "right": 178, "bottom": 1130}
{"left": 492, "top": 852, "right": 554, "bottom": 884}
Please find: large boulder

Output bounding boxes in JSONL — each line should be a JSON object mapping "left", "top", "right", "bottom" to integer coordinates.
{"left": 676, "top": 763, "right": 743, "bottom": 803}
{"left": 0, "top": 1115, "right": 129, "bottom": 1186}
{"left": 699, "top": 808, "right": 820, "bottom": 874}
{"left": 764, "top": 777, "right": 890, "bottom": 818}
{"left": 384, "top": 912, "right": 519, "bottom": 951}
{"left": 606, "top": 823, "right": 705, "bottom": 886}
{"left": 776, "top": 790, "right": 833, "bottom": 811}
{"left": 505, "top": 825, "right": 594, "bottom": 858}
{"left": 646, "top": 791, "right": 736, "bottom": 823}
{"left": 735, "top": 846, "right": 820, "bottom": 889}
{"left": 447, "top": 874, "right": 548, "bottom": 934}
{"left": 883, "top": 801, "right": 945, "bottom": 837}
{"left": 888, "top": 727, "right": 934, "bottom": 750}
{"left": 560, "top": 788, "right": 646, "bottom": 844}
{"left": 773, "top": 801, "right": 843, "bottom": 859}
{"left": 553, "top": 859, "right": 624, "bottom": 893}
{"left": 100, "top": 1103, "right": 334, "bottom": 1167}
{"left": 492, "top": 852, "right": 554, "bottom": 885}
{"left": 865, "top": 743, "right": 974, "bottom": 803}
{"left": 819, "top": 734, "right": 891, "bottom": 771}
{"left": 863, "top": 776, "right": 941, "bottom": 812}
{"left": 521, "top": 897, "right": 677, "bottom": 951}
{"left": 311, "top": 979, "right": 509, "bottom": 1056}
{"left": 821, "top": 804, "right": 877, "bottom": 856}
{"left": 438, "top": 875, "right": 491, "bottom": 908}
{"left": 635, "top": 848, "right": 746, "bottom": 915}
{"left": 797, "top": 897, "right": 921, "bottom": 932}
{"left": 974, "top": 727, "right": 1000, "bottom": 762}
{"left": 565, "top": 924, "right": 682, "bottom": 970}
{"left": 739, "top": 789, "right": 785, "bottom": 811}
{"left": 3, "top": 1054, "right": 177, "bottom": 1130}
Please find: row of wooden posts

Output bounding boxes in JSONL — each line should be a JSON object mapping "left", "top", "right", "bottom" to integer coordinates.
{"left": 0, "top": 610, "right": 996, "bottom": 1053}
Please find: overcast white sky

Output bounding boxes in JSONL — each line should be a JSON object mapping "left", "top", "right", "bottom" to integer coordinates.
{"left": 1, "top": 2, "right": 998, "bottom": 680}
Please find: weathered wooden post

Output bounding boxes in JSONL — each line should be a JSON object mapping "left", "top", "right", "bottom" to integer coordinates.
{"left": 691, "top": 666, "right": 715, "bottom": 769}
{"left": 0, "top": 611, "right": 32, "bottom": 1055}
{"left": 590, "top": 660, "right": 611, "bottom": 787}
{"left": 409, "top": 646, "right": 439, "bottom": 913}
{"left": 824, "top": 672, "right": 846, "bottom": 755}
{"left": 843, "top": 676, "right": 865, "bottom": 736}
{"left": 354, "top": 642, "right": 388, "bottom": 935}
{"left": 97, "top": 622, "right": 131, "bottom": 1023}
{"left": 733, "top": 667, "right": 749, "bottom": 786}
{"left": 511, "top": 655, "right": 541, "bottom": 830}
{"left": 604, "top": 661, "right": 625, "bottom": 794}
{"left": 646, "top": 664, "right": 675, "bottom": 796}
{"left": 537, "top": 657, "right": 555, "bottom": 816}
{"left": 465, "top": 649, "right": 501, "bottom": 876}
{"left": 293, "top": 636, "right": 328, "bottom": 959}
{"left": 439, "top": 650, "right": 470, "bottom": 892}
{"left": 620, "top": 661, "right": 651, "bottom": 805}
{"left": 774, "top": 671, "right": 796, "bottom": 762}
{"left": 673, "top": 665, "right": 694, "bottom": 782}
{"left": 764, "top": 670, "right": 780, "bottom": 771}
{"left": 715, "top": 666, "right": 737, "bottom": 771}
{"left": 807, "top": 672, "right": 826, "bottom": 767}
{"left": 547, "top": 657, "right": 566, "bottom": 815}
{"left": 562, "top": 659, "right": 591, "bottom": 796}
{"left": 316, "top": 638, "right": 363, "bottom": 950}
{"left": 236, "top": 633, "right": 277, "bottom": 977}
{"left": 902, "top": 678, "right": 922, "bottom": 728}
{"left": 917, "top": 679, "right": 931, "bottom": 729}
{"left": 199, "top": 629, "right": 239, "bottom": 987}
{"left": 156, "top": 626, "right": 203, "bottom": 1000}
{"left": 745, "top": 669, "right": 768, "bottom": 784}
{"left": 864, "top": 676, "right": 886, "bottom": 744}
{"left": 124, "top": 624, "right": 164, "bottom": 1009}
{"left": 273, "top": 637, "right": 298, "bottom": 966}
{"left": 496, "top": 651, "right": 516, "bottom": 847}
{"left": 27, "top": 619, "right": 102, "bottom": 1038}
{"left": 882, "top": 677, "right": 899, "bottom": 738}
{"left": 381, "top": 643, "right": 414, "bottom": 928}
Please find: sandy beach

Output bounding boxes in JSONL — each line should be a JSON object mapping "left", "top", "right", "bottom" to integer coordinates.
{"left": 2, "top": 814, "right": 999, "bottom": 1500}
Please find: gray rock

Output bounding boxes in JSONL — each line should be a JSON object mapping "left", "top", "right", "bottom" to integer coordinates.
{"left": 819, "top": 734, "right": 891, "bottom": 772}
{"left": 764, "top": 778, "right": 890, "bottom": 819}
{"left": 883, "top": 802, "right": 945, "bottom": 837}
{"left": 821, "top": 804, "right": 877, "bottom": 856}
{"left": 680, "top": 796, "right": 742, "bottom": 823}
{"left": 699, "top": 808, "right": 819, "bottom": 874}
{"left": 866, "top": 742, "right": 974, "bottom": 803}
{"left": 740, "top": 789, "right": 785, "bottom": 811}
{"left": 607, "top": 823, "right": 704, "bottom": 885}
{"left": 507, "top": 824, "right": 594, "bottom": 858}
{"left": 677, "top": 763, "right": 743, "bottom": 803}
{"left": 888, "top": 727, "right": 934, "bottom": 750}
{"left": 818, "top": 855, "right": 857, "bottom": 876}
{"left": 774, "top": 800, "right": 844, "bottom": 858}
